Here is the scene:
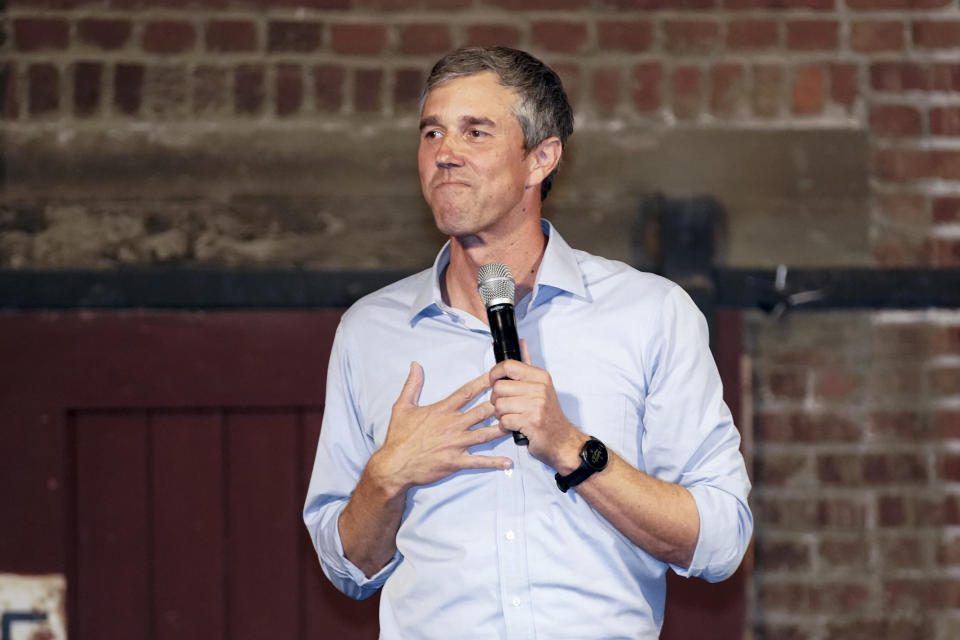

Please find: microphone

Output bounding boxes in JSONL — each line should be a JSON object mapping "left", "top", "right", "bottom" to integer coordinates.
{"left": 477, "top": 263, "right": 529, "bottom": 446}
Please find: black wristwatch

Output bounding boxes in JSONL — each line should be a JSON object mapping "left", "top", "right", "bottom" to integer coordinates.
{"left": 555, "top": 437, "right": 608, "bottom": 493}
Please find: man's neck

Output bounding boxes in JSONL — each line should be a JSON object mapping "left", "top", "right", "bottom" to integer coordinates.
{"left": 442, "top": 216, "right": 547, "bottom": 324}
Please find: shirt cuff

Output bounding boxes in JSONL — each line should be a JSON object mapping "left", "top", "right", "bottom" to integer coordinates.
{"left": 669, "top": 483, "right": 749, "bottom": 583}
{"left": 315, "top": 501, "right": 402, "bottom": 598}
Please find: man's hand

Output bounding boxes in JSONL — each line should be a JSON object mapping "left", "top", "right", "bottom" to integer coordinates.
{"left": 372, "top": 362, "right": 514, "bottom": 496}
{"left": 488, "top": 343, "right": 587, "bottom": 474}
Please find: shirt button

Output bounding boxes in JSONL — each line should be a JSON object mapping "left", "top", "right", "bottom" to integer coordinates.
{"left": 504, "top": 468, "right": 514, "bottom": 477}
{"left": 505, "top": 530, "right": 515, "bottom": 541}
{"left": 512, "top": 598, "right": 521, "bottom": 607}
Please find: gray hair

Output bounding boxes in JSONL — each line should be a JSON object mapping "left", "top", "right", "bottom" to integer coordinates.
{"left": 421, "top": 46, "right": 574, "bottom": 201}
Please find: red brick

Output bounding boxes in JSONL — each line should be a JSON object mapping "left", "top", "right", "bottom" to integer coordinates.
{"left": 933, "top": 197, "right": 960, "bottom": 223}
{"left": 671, "top": 67, "right": 700, "bottom": 120}
{"left": 1, "top": 63, "right": 19, "bottom": 120}
{"left": 787, "top": 20, "right": 838, "bottom": 51}
{"left": 464, "top": 24, "right": 522, "bottom": 48}
{"left": 14, "top": 18, "right": 69, "bottom": 52}
{"left": 931, "top": 238, "right": 960, "bottom": 265}
{"left": 205, "top": 20, "right": 257, "bottom": 53}
{"left": 851, "top": 21, "right": 904, "bottom": 52}
{"left": 275, "top": 64, "right": 302, "bottom": 117}
{"left": 929, "top": 365, "right": 960, "bottom": 396}
{"left": 756, "top": 538, "right": 811, "bottom": 571}
{"left": 143, "top": 21, "right": 196, "bottom": 54}
{"left": 809, "top": 582, "right": 872, "bottom": 613}
{"left": 848, "top": 0, "right": 948, "bottom": 7}
{"left": 818, "top": 454, "right": 863, "bottom": 484}
{"left": 937, "top": 410, "right": 960, "bottom": 438}
{"left": 268, "top": 21, "right": 322, "bottom": 53}
{"left": 399, "top": 24, "right": 452, "bottom": 55}
{"left": 868, "top": 62, "right": 960, "bottom": 92}
{"left": 870, "top": 105, "right": 922, "bottom": 136}
{"left": 355, "top": 0, "right": 469, "bottom": 7}
{"left": 872, "top": 231, "right": 926, "bottom": 265}
{"left": 758, "top": 580, "right": 809, "bottom": 613}
{"left": 875, "top": 148, "right": 960, "bottom": 181}
{"left": 354, "top": 68, "right": 382, "bottom": 113}
{"left": 314, "top": 65, "right": 343, "bottom": 113}
{"left": 664, "top": 20, "right": 721, "bottom": 54}
{"left": 660, "top": 0, "right": 717, "bottom": 7}
{"left": 757, "top": 451, "right": 809, "bottom": 486}
{"left": 73, "top": 61, "right": 102, "bottom": 116}
{"left": 331, "top": 24, "right": 387, "bottom": 55}
{"left": 727, "top": 19, "right": 778, "bottom": 50}
{"left": 192, "top": 65, "right": 229, "bottom": 114}
{"left": 876, "top": 193, "right": 928, "bottom": 225}
{"left": 710, "top": 63, "right": 744, "bottom": 118}
{"left": 913, "top": 21, "right": 960, "bottom": 49}
{"left": 597, "top": 20, "right": 653, "bottom": 51}
{"left": 485, "top": 0, "right": 587, "bottom": 7}
{"left": 394, "top": 68, "right": 424, "bottom": 113}
{"left": 28, "top": 64, "right": 59, "bottom": 115}
{"left": 532, "top": 22, "right": 588, "bottom": 53}
{"left": 793, "top": 65, "right": 825, "bottom": 115}
{"left": 549, "top": 62, "right": 581, "bottom": 108}
{"left": 592, "top": 66, "right": 620, "bottom": 116}
{"left": 878, "top": 494, "right": 907, "bottom": 526}
{"left": 819, "top": 536, "right": 869, "bottom": 568}
{"left": 784, "top": 0, "right": 834, "bottom": 7}
{"left": 752, "top": 65, "right": 782, "bottom": 118}
{"left": 269, "top": 0, "right": 350, "bottom": 7}
{"left": 78, "top": 18, "right": 131, "bottom": 50}
{"left": 864, "top": 452, "right": 928, "bottom": 483}
{"left": 939, "top": 535, "right": 960, "bottom": 565}
{"left": 114, "top": 63, "right": 143, "bottom": 115}
{"left": 830, "top": 63, "right": 857, "bottom": 109}
{"left": 930, "top": 106, "right": 960, "bottom": 136}
{"left": 633, "top": 63, "right": 662, "bottom": 112}
{"left": 234, "top": 64, "right": 265, "bottom": 115}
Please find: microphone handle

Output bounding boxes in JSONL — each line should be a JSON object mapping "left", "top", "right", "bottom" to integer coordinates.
{"left": 486, "top": 303, "right": 529, "bottom": 446}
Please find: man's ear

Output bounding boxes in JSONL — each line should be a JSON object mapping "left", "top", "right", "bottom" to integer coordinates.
{"left": 527, "top": 137, "right": 562, "bottom": 187}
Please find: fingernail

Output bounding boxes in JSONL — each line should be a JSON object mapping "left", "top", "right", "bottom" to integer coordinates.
{"left": 503, "top": 460, "right": 513, "bottom": 470}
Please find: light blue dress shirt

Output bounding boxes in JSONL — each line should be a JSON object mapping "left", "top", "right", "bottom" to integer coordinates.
{"left": 304, "top": 220, "right": 753, "bottom": 639}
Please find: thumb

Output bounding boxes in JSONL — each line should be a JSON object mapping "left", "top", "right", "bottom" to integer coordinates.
{"left": 397, "top": 361, "right": 424, "bottom": 407}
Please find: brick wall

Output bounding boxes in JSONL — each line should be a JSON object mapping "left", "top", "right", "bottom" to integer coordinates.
{"left": 749, "top": 310, "right": 960, "bottom": 639}
{"left": 3, "top": 1, "right": 960, "bottom": 638}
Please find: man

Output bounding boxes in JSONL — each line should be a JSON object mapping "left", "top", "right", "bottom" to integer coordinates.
{"left": 304, "top": 46, "right": 752, "bottom": 639}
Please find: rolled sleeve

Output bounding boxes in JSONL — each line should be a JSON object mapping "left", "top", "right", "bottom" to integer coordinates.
{"left": 303, "top": 322, "right": 400, "bottom": 599}
{"left": 641, "top": 285, "right": 753, "bottom": 582}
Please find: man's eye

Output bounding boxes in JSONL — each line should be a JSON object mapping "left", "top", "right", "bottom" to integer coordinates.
{"left": 469, "top": 129, "right": 486, "bottom": 138}
{"left": 424, "top": 130, "right": 442, "bottom": 139}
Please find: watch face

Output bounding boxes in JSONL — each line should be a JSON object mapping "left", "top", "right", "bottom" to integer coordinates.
{"left": 583, "top": 439, "right": 608, "bottom": 470}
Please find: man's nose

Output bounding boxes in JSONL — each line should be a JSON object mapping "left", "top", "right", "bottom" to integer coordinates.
{"left": 435, "top": 134, "right": 465, "bottom": 169}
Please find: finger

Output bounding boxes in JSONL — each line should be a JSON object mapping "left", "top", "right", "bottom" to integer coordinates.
{"left": 396, "top": 361, "right": 424, "bottom": 408}
{"left": 520, "top": 338, "right": 532, "bottom": 365}
{"left": 489, "top": 358, "right": 538, "bottom": 384}
{"left": 457, "top": 452, "right": 514, "bottom": 471}
{"left": 440, "top": 370, "right": 491, "bottom": 411}
{"left": 462, "top": 424, "right": 512, "bottom": 447}
{"left": 491, "top": 395, "right": 539, "bottom": 419}
{"left": 456, "top": 401, "right": 495, "bottom": 428}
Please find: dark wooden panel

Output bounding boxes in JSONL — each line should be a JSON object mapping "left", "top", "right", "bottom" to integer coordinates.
{"left": 227, "top": 411, "right": 300, "bottom": 640}
{"left": 0, "top": 409, "right": 66, "bottom": 573}
{"left": 299, "top": 410, "right": 380, "bottom": 640}
{"left": 74, "top": 412, "right": 151, "bottom": 640}
{"left": 0, "top": 311, "right": 342, "bottom": 409}
{"left": 153, "top": 410, "right": 225, "bottom": 640}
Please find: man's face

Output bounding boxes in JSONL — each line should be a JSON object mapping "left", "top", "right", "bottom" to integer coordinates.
{"left": 418, "top": 72, "right": 535, "bottom": 239}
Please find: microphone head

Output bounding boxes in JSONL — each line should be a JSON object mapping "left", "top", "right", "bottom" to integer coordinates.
{"left": 477, "top": 263, "right": 516, "bottom": 308}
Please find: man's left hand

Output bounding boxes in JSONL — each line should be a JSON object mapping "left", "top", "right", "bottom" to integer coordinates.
{"left": 488, "top": 341, "right": 587, "bottom": 474}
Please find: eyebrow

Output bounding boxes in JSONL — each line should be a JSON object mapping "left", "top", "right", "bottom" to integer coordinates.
{"left": 418, "top": 115, "right": 498, "bottom": 130}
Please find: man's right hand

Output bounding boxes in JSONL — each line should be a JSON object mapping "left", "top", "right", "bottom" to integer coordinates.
{"left": 370, "top": 362, "right": 514, "bottom": 496}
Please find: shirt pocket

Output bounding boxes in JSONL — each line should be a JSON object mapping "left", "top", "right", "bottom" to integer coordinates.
{"left": 557, "top": 391, "right": 628, "bottom": 454}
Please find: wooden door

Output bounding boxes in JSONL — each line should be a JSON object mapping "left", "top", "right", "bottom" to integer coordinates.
{"left": 0, "top": 309, "right": 746, "bottom": 639}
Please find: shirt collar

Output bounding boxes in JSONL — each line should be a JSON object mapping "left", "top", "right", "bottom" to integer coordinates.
{"left": 407, "top": 219, "right": 588, "bottom": 324}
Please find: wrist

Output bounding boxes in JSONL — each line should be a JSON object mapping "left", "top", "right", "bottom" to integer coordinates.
{"left": 553, "top": 431, "right": 591, "bottom": 475}
{"left": 365, "top": 448, "right": 412, "bottom": 501}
